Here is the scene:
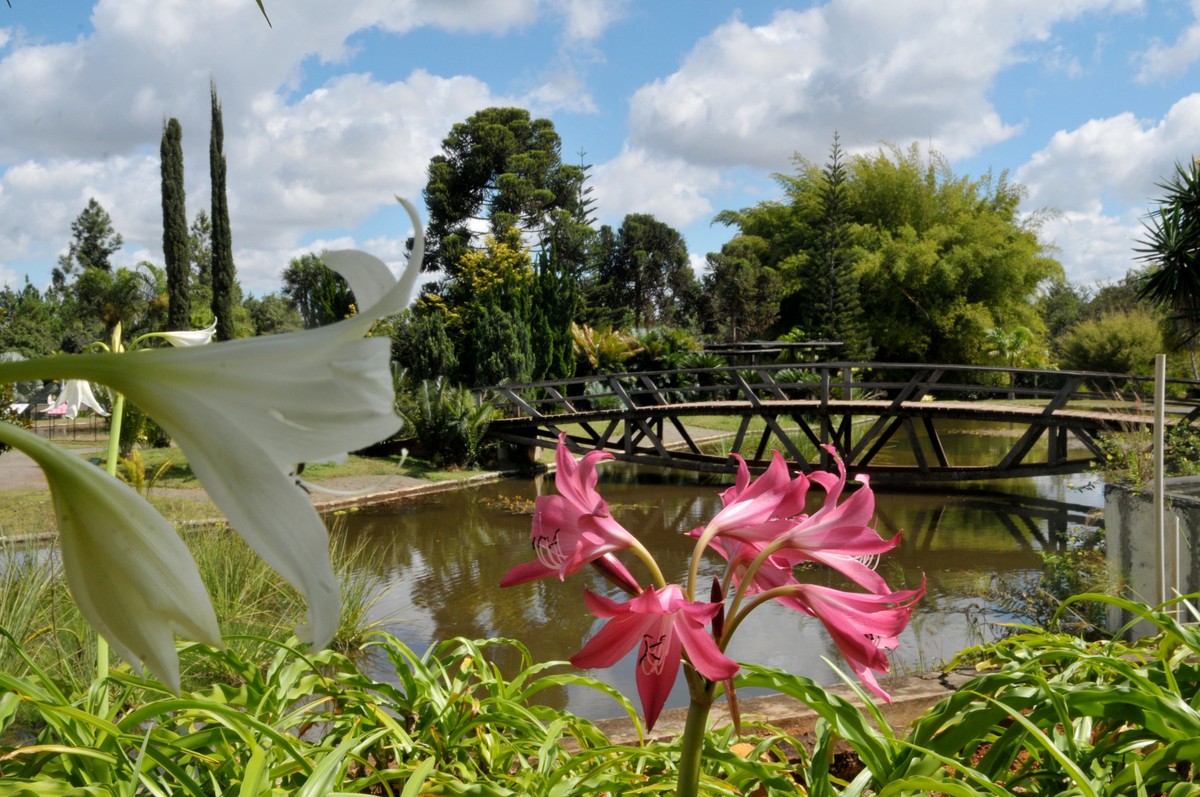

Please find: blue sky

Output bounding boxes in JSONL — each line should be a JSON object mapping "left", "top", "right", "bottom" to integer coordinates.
{"left": 1, "top": 0, "right": 1198, "bottom": 297}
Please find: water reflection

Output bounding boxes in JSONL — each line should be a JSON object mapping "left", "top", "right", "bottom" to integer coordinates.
{"left": 338, "top": 448, "right": 1104, "bottom": 720}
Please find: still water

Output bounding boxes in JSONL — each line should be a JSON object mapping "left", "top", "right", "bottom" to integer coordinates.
{"left": 337, "top": 421, "right": 1104, "bottom": 720}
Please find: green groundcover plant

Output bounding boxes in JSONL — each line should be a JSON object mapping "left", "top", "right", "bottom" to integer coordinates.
{"left": 1, "top": 594, "right": 1198, "bottom": 795}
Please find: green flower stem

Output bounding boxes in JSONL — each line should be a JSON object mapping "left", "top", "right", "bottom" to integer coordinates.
{"left": 629, "top": 538, "right": 668, "bottom": 590}
{"left": 95, "top": 390, "right": 125, "bottom": 693}
{"left": 676, "top": 674, "right": 717, "bottom": 797}
{"left": 94, "top": 326, "right": 128, "bottom": 707}
{"left": 724, "top": 536, "right": 790, "bottom": 630}
{"left": 104, "top": 392, "right": 125, "bottom": 479}
{"left": 686, "top": 525, "right": 721, "bottom": 601}
{"left": 720, "top": 585, "right": 803, "bottom": 651}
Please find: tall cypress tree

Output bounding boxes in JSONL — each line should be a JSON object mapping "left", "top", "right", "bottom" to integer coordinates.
{"left": 209, "top": 82, "right": 236, "bottom": 341}
{"left": 161, "top": 117, "right": 190, "bottom": 332}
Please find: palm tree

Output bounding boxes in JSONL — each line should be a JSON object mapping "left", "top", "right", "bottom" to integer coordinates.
{"left": 1136, "top": 157, "right": 1200, "bottom": 379}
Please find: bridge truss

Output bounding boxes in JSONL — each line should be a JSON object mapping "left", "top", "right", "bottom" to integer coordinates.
{"left": 486, "top": 362, "right": 1200, "bottom": 482}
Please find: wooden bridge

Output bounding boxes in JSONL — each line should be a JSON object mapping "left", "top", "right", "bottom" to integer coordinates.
{"left": 486, "top": 362, "right": 1200, "bottom": 483}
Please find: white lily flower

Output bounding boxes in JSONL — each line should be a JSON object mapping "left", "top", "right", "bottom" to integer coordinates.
{"left": 0, "top": 422, "right": 221, "bottom": 691}
{"left": 157, "top": 318, "right": 218, "bottom": 348}
{"left": 10, "top": 198, "right": 425, "bottom": 649}
{"left": 47, "top": 379, "right": 109, "bottom": 419}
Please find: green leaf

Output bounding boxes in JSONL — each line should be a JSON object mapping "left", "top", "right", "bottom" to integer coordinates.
{"left": 971, "top": 691, "right": 1097, "bottom": 797}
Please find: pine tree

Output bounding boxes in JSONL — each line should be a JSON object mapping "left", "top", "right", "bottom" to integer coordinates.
{"left": 209, "top": 82, "right": 236, "bottom": 341}
{"left": 815, "top": 133, "right": 871, "bottom": 358}
{"left": 161, "top": 117, "right": 190, "bottom": 332}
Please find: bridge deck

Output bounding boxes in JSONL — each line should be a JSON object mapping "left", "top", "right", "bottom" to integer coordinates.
{"left": 485, "top": 362, "right": 1200, "bottom": 481}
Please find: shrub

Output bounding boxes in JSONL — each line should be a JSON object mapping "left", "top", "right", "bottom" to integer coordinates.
{"left": 1058, "top": 308, "right": 1164, "bottom": 374}
{"left": 388, "top": 309, "right": 459, "bottom": 383}
{"left": 394, "top": 374, "right": 498, "bottom": 467}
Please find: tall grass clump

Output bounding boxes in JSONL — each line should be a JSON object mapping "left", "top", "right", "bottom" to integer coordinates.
{"left": 0, "top": 540, "right": 95, "bottom": 691}
{"left": 0, "top": 524, "right": 383, "bottom": 692}
{"left": 4, "top": 596, "right": 1199, "bottom": 794}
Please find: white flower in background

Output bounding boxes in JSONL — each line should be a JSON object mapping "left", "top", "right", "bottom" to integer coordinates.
{"left": 0, "top": 197, "right": 425, "bottom": 676}
{"left": 155, "top": 318, "right": 218, "bottom": 348}
{"left": 47, "top": 379, "right": 109, "bottom": 419}
{"left": 0, "top": 422, "right": 221, "bottom": 691}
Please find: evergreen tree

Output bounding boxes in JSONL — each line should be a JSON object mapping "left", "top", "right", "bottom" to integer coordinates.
{"left": 209, "top": 82, "right": 236, "bottom": 341}
{"left": 391, "top": 310, "right": 459, "bottom": 383}
{"left": 160, "top": 117, "right": 190, "bottom": 332}
{"left": 531, "top": 248, "right": 578, "bottom": 380}
{"left": 464, "top": 305, "right": 533, "bottom": 387}
{"left": 814, "top": 133, "right": 871, "bottom": 357}
{"left": 600, "top": 214, "right": 697, "bottom": 328}
{"left": 53, "top": 198, "right": 123, "bottom": 281}
{"left": 423, "top": 107, "right": 586, "bottom": 276}
{"left": 703, "top": 235, "right": 780, "bottom": 341}
{"left": 281, "top": 253, "right": 355, "bottom": 328}
{"left": 186, "top": 210, "right": 215, "bottom": 326}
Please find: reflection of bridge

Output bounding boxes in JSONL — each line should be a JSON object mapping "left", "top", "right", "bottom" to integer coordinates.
{"left": 486, "top": 362, "right": 1200, "bottom": 482}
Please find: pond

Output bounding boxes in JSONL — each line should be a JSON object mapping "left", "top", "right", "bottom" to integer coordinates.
{"left": 337, "top": 420, "right": 1105, "bottom": 720}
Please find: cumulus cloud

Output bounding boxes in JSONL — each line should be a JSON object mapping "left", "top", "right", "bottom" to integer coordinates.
{"left": 0, "top": 0, "right": 561, "bottom": 291}
{"left": 1016, "top": 93, "right": 1200, "bottom": 284}
{"left": 0, "top": 263, "right": 18, "bottom": 290}
{"left": 627, "top": 0, "right": 1139, "bottom": 170}
{"left": 590, "top": 145, "right": 721, "bottom": 230}
{"left": 1134, "top": 0, "right": 1200, "bottom": 82}
{"left": 1017, "top": 93, "right": 1200, "bottom": 211}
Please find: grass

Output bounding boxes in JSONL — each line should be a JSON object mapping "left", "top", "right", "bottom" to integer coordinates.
{"left": 0, "top": 487, "right": 219, "bottom": 539}
{"left": 0, "top": 525, "right": 385, "bottom": 693}
{"left": 0, "top": 443, "right": 495, "bottom": 540}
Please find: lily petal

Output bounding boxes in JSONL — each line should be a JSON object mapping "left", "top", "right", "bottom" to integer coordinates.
{"left": 0, "top": 422, "right": 220, "bottom": 691}
{"left": 323, "top": 197, "right": 425, "bottom": 324}
{"left": 571, "top": 585, "right": 737, "bottom": 731}
{"left": 47, "top": 380, "right": 108, "bottom": 419}
{"left": 5, "top": 197, "right": 427, "bottom": 651}
{"left": 157, "top": 319, "right": 217, "bottom": 348}
{"left": 789, "top": 580, "right": 926, "bottom": 703}
{"left": 501, "top": 436, "right": 638, "bottom": 586}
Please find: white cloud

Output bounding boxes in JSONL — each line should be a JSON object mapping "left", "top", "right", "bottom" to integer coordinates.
{"left": 524, "top": 60, "right": 598, "bottom": 114}
{"left": 1017, "top": 93, "right": 1200, "bottom": 212}
{"left": 627, "top": 0, "right": 1139, "bottom": 170}
{"left": 1016, "top": 93, "right": 1200, "bottom": 284}
{"left": 0, "top": 0, "right": 628, "bottom": 293}
{"left": 591, "top": 145, "right": 721, "bottom": 231}
{"left": 551, "top": 0, "right": 629, "bottom": 42}
{"left": 1038, "top": 208, "right": 1144, "bottom": 285}
{"left": 0, "top": 263, "right": 18, "bottom": 289}
{"left": 1134, "top": 0, "right": 1200, "bottom": 82}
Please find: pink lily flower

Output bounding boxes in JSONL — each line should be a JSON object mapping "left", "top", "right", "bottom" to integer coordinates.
{"left": 708, "top": 447, "right": 899, "bottom": 594}
{"left": 500, "top": 435, "right": 640, "bottom": 587}
{"left": 701, "top": 451, "right": 812, "bottom": 541}
{"left": 571, "top": 584, "right": 739, "bottom": 731}
{"left": 785, "top": 579, "right": 926, "bottom": 703}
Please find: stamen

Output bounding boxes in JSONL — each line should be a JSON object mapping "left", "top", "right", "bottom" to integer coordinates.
{"left": 534, "top": 529, "right": 567, "bottom": 569}
{"left": 638, "top": 633, "right": 666, "bottom": 675}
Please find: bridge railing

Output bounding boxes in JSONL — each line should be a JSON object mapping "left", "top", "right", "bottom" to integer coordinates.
{"left": 489, "top": 361, "right": 1200, "bottom": 424}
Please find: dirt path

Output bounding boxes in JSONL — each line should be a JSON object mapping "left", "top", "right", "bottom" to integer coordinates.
{"left": 0, "top": 448, "right": 50, "bottom": 491}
